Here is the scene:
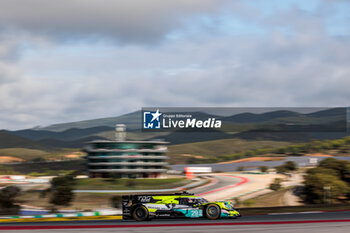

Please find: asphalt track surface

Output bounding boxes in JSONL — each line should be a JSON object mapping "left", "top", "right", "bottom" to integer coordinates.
{"left": 191, "top": 174, "right": 242, "bottom": 195}
{"left": 1, "top": 211, "right": 349, "bottom": 232}
{"left": 2, "top": 176, "right": 349, "bottom": 232}
{"left": 171, "top": 156, "right": 350, "bottom": 172}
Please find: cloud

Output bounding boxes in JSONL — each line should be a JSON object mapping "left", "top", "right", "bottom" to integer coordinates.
{"left": 0, "top": 0, "right": 225, "bottom": 43}
{"left": 0, "top": 0, "right": 350, "bottom": 130}
{"left": 0, "top": 37, "right": 22, "bottom": 90}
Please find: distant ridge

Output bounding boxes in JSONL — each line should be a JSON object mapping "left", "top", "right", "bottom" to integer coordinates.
{"left": 38, "top": 135, "right": 106, "bottom": 148}
{"left": 150, "top": 129, "right": 232, "bottom": 145}
{"left": 36, "top": 111, "right": 141, "bottom": 132}
{"left": 306, "top": 107, "right": 346, "bottom": 118}
{"left": 0, "top": 107, "right": 346, "bottom": 151}
{"left": 222, "top": 110, "right": 302, "bottom": 123}
{"left": 34, "top": 108, "right": 347, "bottom": 132}
{"left": 5, "top": 126, "right": 113, "bottom": 141}
{"left": 0, "top": 131, "right": 53, "bottom": 151}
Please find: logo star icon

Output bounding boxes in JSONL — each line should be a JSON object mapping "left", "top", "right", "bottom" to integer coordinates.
{"left": 151, "top": 109, "right": 162, "bottom": 122}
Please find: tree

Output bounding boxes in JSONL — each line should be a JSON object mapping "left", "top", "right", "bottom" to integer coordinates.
{"left": 303, "top": 173, "right": 349, "bottom": 204}
{"left": 344, "top": 136, "right": 350, "bottom": 145}
{"left": 341, "top": 163, "right": 350, "bottom": 185}
{"left": 275, "top": 161, "right": 297, "bottom": 173}
{"left": 318, "top": 158, "right": 342, "bottom": 171}
{"left": 284, "top": 161, "right": 297, "bottom": 171}
{"left": 245, "top": 151, "right": 256, "bottom": 157}
{"left": 259, "top": 166, "right": 268, "bottom": 173}
{"left": 0, "top": 186, "right": 21, "bottom": 215}
{"left": 320, "top": 141, "right": 331, "bottom": 150}
{"left": 49, "top": 186, "right": 74, "bottom": 207}
{"left": 269, "top": 178, "right": 282, "bottom": 191}
{"left": 187, "top": 157, "right": 199, "bottom": 164}
{"left": 110, "top": 196, "right": 122, "bottom": 208}
{"left": 307, "top": 167, "right": 339, "bottom": 178}
{"left": 31, "top": 157, "right": 46, "bottom": 162}
{"left": 275, "top": 165, "right": 287, "bottom": 173}
{"left": 275, "top": 147, "right": 286, "bottom": 154}
{"left": 308, "top": 140, "right": 322, "bottom": 152}
{"left": 329, "top": 139, "right": 344, "bottom": 149}
{"left": 285, "top": 146, "right": 302, "bottom": 156}
{"left": 303, "top": 158, "right": 350, "bottom": 203}
{"left": 0, "top": 166, "right": 20, "bottom": 175}
{"left": 319, "top": 158, "right": 350, "bottom": 184}
{"left": 47, "top": 171, "right": 78, "bottom": 208}
{"left": 339, "top": 145, "right": 350, "bottom": 153}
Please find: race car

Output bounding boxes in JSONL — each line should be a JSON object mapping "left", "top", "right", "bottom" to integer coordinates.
{"left": 122, "top": 191, "right": 241, "bottom": 221}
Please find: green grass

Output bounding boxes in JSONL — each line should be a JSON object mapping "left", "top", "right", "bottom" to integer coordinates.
{"left": 3, "top": 160, "right": 85, "bottom": 174}
{"left": 237, "top": 188, "right": 291, "bottom": 208}
{"left": 76, "top": 178, "right": 191, "bottom": 190}
{"left": 0, "top": 148, "right": 82, "bottom": 161}
{"left": 0, "top": 148, "right": 49, "bottom": 160}
{"left": 167, "top": 139, "right": 291, "bottom": 164}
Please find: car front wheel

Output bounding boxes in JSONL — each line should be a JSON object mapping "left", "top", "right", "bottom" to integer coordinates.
{"left": 205, "top": 204, "right": 221, "bottom": 220}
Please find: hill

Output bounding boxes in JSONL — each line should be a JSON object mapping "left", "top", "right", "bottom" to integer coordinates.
{"left": 0, "top": 148, "right": 50, "bottom": 161}
{"left": 3, "top": 159, "right": 85, "bottom": 173}
{"left": 149, "top": 129, "right": 232, "bottom": 145}
{"left": 0, "top": 131, "right": 80, "bottom": 161}
{"left": 0, "top": 108, "right": 346, "bottom": 162}
{"left": 223, "top": 108, "right": 346, "bottom": 124}
{"left": 32, "top": 107, "right": 347, "bottom": 136}
{"left": 222, "top": 110, "right": 302, "bottom": 123}
{"left": 0, "top": 156, "right": 25, "bottom": 163}
{"left": 0, "top": 131, "right": 54, "bottom": 151}
{"left": 28, "top": 107, "right": 345, "bottom": 132}
{"left": 306, "top": 107, "right": 346, "bottom": 118}
{"left": 36, "top": 111, "right": 141, "bottom": 132}
{"left": 38, "top": 135, "right": 106, "bottom": 148}
{"left": 167, "top": 138, "right": 291, "bottom": 164}
{"left": 5, "top": 126, "right": 112, "bottom": 141}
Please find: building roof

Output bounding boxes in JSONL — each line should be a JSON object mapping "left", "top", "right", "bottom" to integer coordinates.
{"left": 86, "top": 140, "right": 168, "bottom": 144}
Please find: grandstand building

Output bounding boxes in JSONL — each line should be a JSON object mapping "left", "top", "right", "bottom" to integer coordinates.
{"left": 84, "top": 124, "right": 168, "bottom": 178}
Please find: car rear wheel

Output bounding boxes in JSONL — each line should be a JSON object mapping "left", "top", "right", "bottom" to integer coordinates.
{"left": 132, "top": 205, "right": 149, "bottom": 221}
{"left": 205, "top": 204, "right": 221, "bottom": 220}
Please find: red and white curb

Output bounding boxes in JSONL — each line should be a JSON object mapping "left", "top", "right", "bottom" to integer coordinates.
{"left": 197, "top": 175, "right": 249, "bottom": 196}
{"left": 0, "top": 210, "right": 121, "bottom": 220}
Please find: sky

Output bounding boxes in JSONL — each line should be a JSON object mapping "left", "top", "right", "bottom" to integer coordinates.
{"left": 0, "top": 0, "right": 350, "bottom": 130}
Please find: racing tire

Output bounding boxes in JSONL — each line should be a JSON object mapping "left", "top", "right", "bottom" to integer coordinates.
{"left": 204, "top": 204, "right": 221, "bottom": 220}
{"left": 132, "top": 205, "right": 149, "bottom": 221}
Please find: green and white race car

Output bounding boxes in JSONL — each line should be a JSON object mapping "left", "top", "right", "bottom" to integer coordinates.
{"left": 122, "top": 192, "right": 241, "bottom": 221}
